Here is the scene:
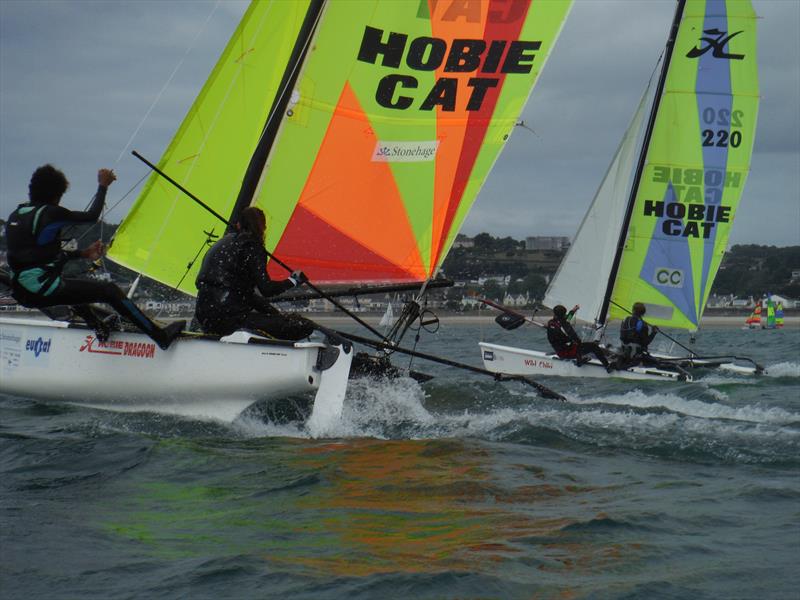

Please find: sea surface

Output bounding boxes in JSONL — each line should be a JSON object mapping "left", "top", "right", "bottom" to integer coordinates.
{"left": 1, "top": 322, "right": 798, "bottom": 599}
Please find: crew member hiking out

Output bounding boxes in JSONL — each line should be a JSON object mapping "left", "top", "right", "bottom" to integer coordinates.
{"left": 547, "top": 304, "right": 613, "bottom": 372}
{"left": 194, "top": 206, "right": 315, "bottom": 341}
{"left": 618, "top": 302, "right": 658, "bottom": 367}
{"left": 4, "top": 164, "right": 184, "bottom": 350}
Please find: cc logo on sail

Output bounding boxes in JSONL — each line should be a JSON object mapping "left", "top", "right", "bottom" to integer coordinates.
{"left": 654, "top": 268, "right": 684, "bottom": 288}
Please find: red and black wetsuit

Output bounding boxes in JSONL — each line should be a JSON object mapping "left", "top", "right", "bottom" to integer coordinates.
{"left": 547, "top": 314, "right": 610, "bottom": 367}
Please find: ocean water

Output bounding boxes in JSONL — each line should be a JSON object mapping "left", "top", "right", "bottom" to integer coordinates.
{"left": 1, "top": 322, "right": 798, "bottom": 599}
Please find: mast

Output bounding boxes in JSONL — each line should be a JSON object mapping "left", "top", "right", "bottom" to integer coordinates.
{"left": 226, "top": 0, "right": 326, "bottom": 231}
{"left": 596, "top": 0, "right": 686, "bottom": 327}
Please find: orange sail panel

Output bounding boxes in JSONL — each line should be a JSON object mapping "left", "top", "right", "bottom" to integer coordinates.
{"left": 271, "top": 83, "right": 427, "bottom": 281}
{"left": 259, "top": 0, "right": 572, "bottom": 283}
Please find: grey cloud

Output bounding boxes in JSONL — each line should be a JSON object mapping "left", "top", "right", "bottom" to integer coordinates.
{"left": 1, "top": 0, "right": 797, "bottom": 247}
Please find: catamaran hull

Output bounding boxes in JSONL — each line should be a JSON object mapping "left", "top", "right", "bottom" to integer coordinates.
{"left": 0, "top": 317, "right": 352, "bottom": 424}
{"left": 479, "top": 342, "right": 691, "bottom": 382}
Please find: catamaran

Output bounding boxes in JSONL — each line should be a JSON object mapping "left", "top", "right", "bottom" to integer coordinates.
{"left": 1, "top": 0, "right": 574, "bottom": 423}
{"left": 481, "top": 0, "right": 763, "bottom": 382}
{"left": 744, "top": 299, "right": 763, "bottom": 328}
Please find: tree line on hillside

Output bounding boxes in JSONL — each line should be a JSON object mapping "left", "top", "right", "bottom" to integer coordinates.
{"left": 441, "top": 234, "right": 800, "bottom": 301}
{"left": 2, "top": 224, "right": 797, "bottom": 302}
{"left": 713, "top": 245, "right": 800, "bottom": 298}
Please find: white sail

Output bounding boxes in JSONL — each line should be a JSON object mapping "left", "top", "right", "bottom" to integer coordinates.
{"left": 543, "top": 78, "right": 653, "bottom": 324}
{"left": 379, "top": 302, "right": 395, "bottom": 329}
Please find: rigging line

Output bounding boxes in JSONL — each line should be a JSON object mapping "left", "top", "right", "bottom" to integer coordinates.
{"left": 135, "top": 1, "right": 284, "bottom": 279}
{"left": 608, "top": 299, "right": 697, "bottom": 357}
{"left": 175, "top": 228, "right": 219, "bottom": 290}
{"left": 114, "top": 1, "right": 222, "bottom": 165}
{"left": 66, "top": 3, "right": 224, "bottom": 253}
{"left": 73, "top": 171, "right": 150, "bottom": 243}
{"left": 515, "top": 120, "right": 540, "bottom": 137}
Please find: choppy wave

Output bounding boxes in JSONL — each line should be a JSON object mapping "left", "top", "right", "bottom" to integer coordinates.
{"left": 210, "top": 377, "right": 800, "bottom": 465}
{"left": 568, "top": 389, "right": 797, "bottom": 423}
{"left": 766, "top": 362, "right": 800, "bottom": 378}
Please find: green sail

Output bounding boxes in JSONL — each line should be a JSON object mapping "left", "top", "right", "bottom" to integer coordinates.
{"left": 109, "top": 0, "right": 312, "bottom": 290}
{"left": 609, "top": 0, "right": 759, "bottom": 330}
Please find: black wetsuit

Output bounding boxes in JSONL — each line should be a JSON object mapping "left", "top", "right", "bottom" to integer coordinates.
{"left": 5, "top": 186, "right": 175, "bottom": 345}
{"left": 194, "top": 232, "right": 314, "bottom": 341}
{"left": 546, "top": 314, "right": 610, "bottom": 367}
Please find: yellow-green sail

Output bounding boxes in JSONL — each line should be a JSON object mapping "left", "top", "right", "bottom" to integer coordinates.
{"left": 110, "top": 0, "right": 573, "bottom": 292}
{"left": 109, "top": 0, "right": 312, "bottom": 288}
{"left": 608, "top": 0, "right": 759, "bottom": 330}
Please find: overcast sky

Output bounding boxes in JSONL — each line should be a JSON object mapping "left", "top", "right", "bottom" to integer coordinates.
{"left": 1, "top": 0, "right": 798, "bottom": 247}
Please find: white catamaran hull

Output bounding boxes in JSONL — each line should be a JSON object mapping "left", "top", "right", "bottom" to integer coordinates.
{"left": 0, "top": 317, "right": 352, "bottom": 425}
{"left": 479, "top": 342, "right": 692, "bottom": 382}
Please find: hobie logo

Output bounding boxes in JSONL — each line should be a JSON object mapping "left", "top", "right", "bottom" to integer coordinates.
{"left": 25, "top": 337, "right": 51, "bottom": 357}
{"left": 686, "top": 28, "right": 745, "bottom": 60}
{"left": 79, "top": 335, "right": 156, "bottom": 359}
{"left": 654, "top": 268, "right": 684, "bottom": 288}
{"left": 372, "top": 141, "right": 439, "bottom": 162}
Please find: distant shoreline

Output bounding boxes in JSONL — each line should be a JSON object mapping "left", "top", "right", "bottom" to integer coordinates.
{"left": 306, "top": 313, "right": 800, "bottom": 328}
{"left": 2, "top": 311, "right": 796, "bottom": 329}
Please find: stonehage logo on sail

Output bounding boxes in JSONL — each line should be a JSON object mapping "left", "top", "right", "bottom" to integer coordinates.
{"left": 372, "top": 141, "right": 439, "bottom": 163}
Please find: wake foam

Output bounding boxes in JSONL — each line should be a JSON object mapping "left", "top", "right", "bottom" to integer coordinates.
{"left": 765, "top": 362, "right": 800, "bottom": 378}
{"left": 568, "top": 389, "right": 797, "bottom": 424}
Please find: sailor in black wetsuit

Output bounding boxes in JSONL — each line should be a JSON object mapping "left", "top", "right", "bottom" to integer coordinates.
{"left": 618, "top": 302, "right": 658, "bottom": 367}
{"left": 5, "top": 164, "right": 184, "bottom": 349}
{"left": 194, "top": 207, "right": 315, "bottom": 341}
{"left": 546, "top": 304, "right": 612, "bottom": 371}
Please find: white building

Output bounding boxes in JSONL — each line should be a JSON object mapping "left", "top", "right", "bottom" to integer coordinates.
{"left": 478, "top": 275, "right": 510, "bottom": 286}
{"left": 502, "top": 292, "right": 530, "bottom": 307}
{"left": 525, "top": 236, "right": 570, "bottom": 251}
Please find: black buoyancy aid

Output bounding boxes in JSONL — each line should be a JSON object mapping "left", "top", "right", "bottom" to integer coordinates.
{"left": 5, "top": 203, "right": 60, "bottom": 272}
{"left": 546, "top": 318, "right": 573, "bottom": 352}
{"left": 196, "top": 233, "right": 257, "bottom": 294}
{"left": 620, "top": 316, "right": 643, "bottom": 344}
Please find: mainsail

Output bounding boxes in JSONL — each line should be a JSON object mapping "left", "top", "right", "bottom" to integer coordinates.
{"left": 606, "top": 0, "right": 760, "bottom": 330}
{"left": 744, "top": 300, "right": 761, "bottom": 328}
{"left": 110, "top": 0, "right": 573, "bottom": 292}
{"left": 543, "top": 81, "right": 652, "bottom": 323}
{"left": 764, "top": 296, "right": 776, "bottom": 329}
{"left": 110, "top": 1, "right": 313, "bottom": 288}
{"left": 545, "top": 0, "right": 759, "bottom": 332}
